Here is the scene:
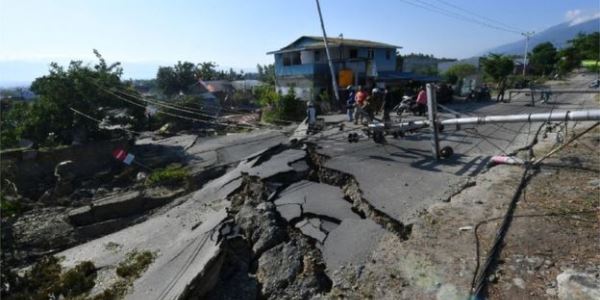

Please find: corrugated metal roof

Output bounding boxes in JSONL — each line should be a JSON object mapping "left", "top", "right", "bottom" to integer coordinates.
{"left": 267, "top": 36, "right": 401, "bottom": 54}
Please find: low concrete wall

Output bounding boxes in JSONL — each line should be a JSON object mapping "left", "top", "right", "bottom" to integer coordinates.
{"left": 1, "top": 139, "right": 131, "bottom": 199}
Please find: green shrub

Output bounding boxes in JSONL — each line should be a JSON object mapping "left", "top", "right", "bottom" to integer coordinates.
{"left": 115, "top": 250, "right": 155, "bottom": 278}
{"left": 582, "top": 60, "right": 600, "bottom": 73}
{"left": 3, "top": 256, "right": 97, "bottom": 299}
{"left": 145, "top": 165, "right": 189, "bottom": 187}
{"left": 0, "top": 196, "right": 22, "bottom": 218}
{"left": 256, "top": 85, "right": 304, "bottom": 123}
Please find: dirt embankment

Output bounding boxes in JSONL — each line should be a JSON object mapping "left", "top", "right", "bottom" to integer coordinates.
{"left": 320, "top": 124, "right": 599, "bottom": 299}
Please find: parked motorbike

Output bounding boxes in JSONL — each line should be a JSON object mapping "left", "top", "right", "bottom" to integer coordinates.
{"left": 393, "top": 96, "right": 414, "bottom": 116}
{"left": 466, "top": 86, "right": 491, "bottom": 101}
{"left": 393, "top": 95, "right": 428, "bottom": 116}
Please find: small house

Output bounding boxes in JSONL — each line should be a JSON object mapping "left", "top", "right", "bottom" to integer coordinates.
{"left": 267, "top": 36, "right": 401, "bottom": 100}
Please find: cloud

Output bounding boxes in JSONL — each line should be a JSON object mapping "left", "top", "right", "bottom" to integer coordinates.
{"left": 565, "top": 9, "right": 600, "bottom": 26}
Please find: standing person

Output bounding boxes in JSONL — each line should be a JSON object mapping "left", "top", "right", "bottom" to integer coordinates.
{"left": 381, "top": 88, "right": 394, "bottom": 128}
{"left": 412, "top": 85, "right": 428, "bottom": 116}
{"left": 307, "top": 99, "right": 316, "bottom": 128}
{"left": 346, "top": 86, "right": 355, "bottom": 122}
{"left": 353, "top": 86, "right": 368, "bottom": 124}
{"left": 496, "top": 78, "right": 507, "bottom": 102}
{"left": 371, "top": 88, "right": 381, "bottom": 114}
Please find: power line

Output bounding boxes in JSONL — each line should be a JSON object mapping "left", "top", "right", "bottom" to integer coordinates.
{"left": 98, "top": 85, "right": 258, "bottom": 130}
{"left": 110, "top": 83, "right": 312, "bottom": 126}
{"left": 398, "top": 0, "right": 522, "bottom": 35}
{"left": 433, "top": 0, "right": 525, "bottom": 33}
{"left": 69, "top": 107, "right": 145, "bottom": 135}
{"left": 413, "top": 0, "right": 523, "bottom": 34}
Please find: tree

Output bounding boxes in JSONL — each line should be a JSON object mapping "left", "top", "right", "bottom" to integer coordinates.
{"left": 156, "top": 67, "right": 178, "bottom": 96}
{"left": 481, "top": 54, "right": 514, "bottom": 83}
{"left": 156, "top": 61, "right": 198, "bottom": 96}
{"left": 570, "top": 32, "right": 600, "bottom": 61}
{"left": 556, "top": 32, "right": 600, "bottom": 75}
{"left": 257, "top": 64, "right": 275, "bottom": 85}
{"left": 196, "top": 62, "right": 219, "bottom": 81}
{"left": 529, "top": 42, "right": 558, "bottom": 75}
{"left": 443, "top": 63, "right": 477, "bottom": 84}
{"left": 23, "top": 50, "right": 144, "bottom": 146}
{"left": 1, "top": 102, "right": 31, "bottom": 148}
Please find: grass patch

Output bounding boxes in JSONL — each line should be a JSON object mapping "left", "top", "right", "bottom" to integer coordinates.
{"left": 115, "top": 250, "right": 155, "bottom": 278}
{"left": 3, "top": 256, "right": 97, "bottom": 299}
{"left": 91, "top": 250, "right": 156, "bottom": 300}
{"left": 3, "top": 250, "right": 156, "bottom": 300}
{"left": 145, "top": 165, "right": 189, "bottom": 188}
{"left": 0, "top": 196, "right": 22, "bottom": 218}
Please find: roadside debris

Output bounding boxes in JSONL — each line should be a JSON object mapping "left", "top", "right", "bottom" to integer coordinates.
{"left": 490, "top": 155, "right": 524, "bottom": 165}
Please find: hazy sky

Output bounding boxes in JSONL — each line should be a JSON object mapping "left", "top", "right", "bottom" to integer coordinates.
{"left": 1, "top": 0, "right": 599, "bottom": 83}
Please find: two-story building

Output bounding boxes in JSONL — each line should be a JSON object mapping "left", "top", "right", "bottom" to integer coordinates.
{"left": 267, "top": 36, "right": 400, "bottom": 100}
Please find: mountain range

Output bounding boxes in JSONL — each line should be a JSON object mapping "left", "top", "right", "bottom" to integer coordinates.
{"left": 482, "top": 17, "right": 599, "bottom": 56}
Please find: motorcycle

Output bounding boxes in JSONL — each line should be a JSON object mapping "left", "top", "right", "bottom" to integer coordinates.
{"left": 393, "top": 95, "right": 428, "bottom": 116}
{"left": 392, "top": 96, "right": 413, "bottom": 116}
{"left": 466, "top": 86, "right": 491, "bottom": 101}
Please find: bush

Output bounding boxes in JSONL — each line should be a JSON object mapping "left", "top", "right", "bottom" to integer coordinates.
{"left": 582, "top": 60, "right": 600, "bottom": 73}
{"left": 0, "top": 101, "right": 32, "bottom": 149}
{"left": 2, "top": 256, "right": 97, "bottom": 299}
{"left": 0, "top": 196, "right": 22, "bottom": 218}
{"left": 115, "top": 250, "right": 155, "bottom": 278}
{"left": 256, "top": 85, "right": 304, "bottom": 123}
{"left": 145, "top": 165, "right": 189, "bottom": 187}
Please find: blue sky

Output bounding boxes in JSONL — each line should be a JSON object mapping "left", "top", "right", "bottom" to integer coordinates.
{"left": 0, "top": 0, "right": 598, "bottom": 84}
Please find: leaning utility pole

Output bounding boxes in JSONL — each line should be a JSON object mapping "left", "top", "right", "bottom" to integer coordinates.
{"left": 521, "top": 31, "right": 534, "bottom": 76}
{"left": 315, "top": 0, "right": 340, "bottom": 104}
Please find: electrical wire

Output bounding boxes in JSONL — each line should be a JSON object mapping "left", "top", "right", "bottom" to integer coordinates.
{"left": 432, "top": 0, "right": 525, "bottom": 33}
{"left": 398, "top": 0, "right": 522, "bottom": 34}
{"left": 109, "top": 83, "right": 310, "bottom": 126}
{"left": 97, "top": 85, "right": 259, "bottom": 130}
{"left": 69, "top": 107, "right": 145, "bottom": 135}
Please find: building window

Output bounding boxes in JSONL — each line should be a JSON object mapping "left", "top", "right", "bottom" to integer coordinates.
{"left": 291, "top": 52, "right": 301, "bottom": 65}
{"left": 283, "top": 55, "right": 291, "bottom": 66}
{"left": 283, "top": 52, "right": 302, "bottom": 66}
{"left": 314, "top": 50, "right": 321, "bottom": 62}
{"left": 349, "top": 48, "right": 358, "bottom": 59}
{"left": 367, "top": 49, "right": 374, "bottom": 59}
{"left": 386, "top": 50, "right": 391, "bottom": 60}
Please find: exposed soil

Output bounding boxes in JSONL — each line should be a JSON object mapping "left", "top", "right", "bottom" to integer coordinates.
{"left": 485, "top": 126, "right": 600, "bottom": 299}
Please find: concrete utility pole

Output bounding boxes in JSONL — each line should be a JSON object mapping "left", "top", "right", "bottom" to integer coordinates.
{"left": 521, "top": 31, "right": 535, "bottom": 76}
{"left": 426, "top": 84, "right": 440, "bottom": 160}
{"left": 388, "top": 109, "right": 600, "bottom": 128}
{"left": 315, "top": 0, "right": 340, "bottom": 104}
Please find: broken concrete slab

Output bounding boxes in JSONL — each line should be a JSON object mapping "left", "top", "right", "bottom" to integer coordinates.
{"left": 67, "top": 206, "right": 94, "bottom": 226}
{"left": 273, "top": 204, "right": 302, "bottom": 223}
{"left": 295, "top": 218, "right": 327, "bottom": 243}
{"left": 91, "top": 191, "right": 143, "bottom": 221}
{"left": 274, "top": 180, "right": 359, "bottom": 222}
{"left": 200, "top": 147, "right": 309, "bottom": 201}
{"left": 67, "top": 191, "right": 142, "bottom": 226}
{"left": 246, "top": 149, "right": 307, "bottom": 180}
{"left": 322, "top": 219, "right": 386, "bottom": 272}
{"left": 67, "top": 188, "right": 188, "bottom": 227}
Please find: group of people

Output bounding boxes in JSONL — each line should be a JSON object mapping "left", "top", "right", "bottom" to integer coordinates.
{"left": 345, "top": 85, "right": 385, "bottom": 125}
{"left": 345, "top": 85, "right": 428, "bottom": 125}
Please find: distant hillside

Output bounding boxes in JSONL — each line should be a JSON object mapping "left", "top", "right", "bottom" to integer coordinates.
{"left": 482, "top": 17, "right": 599, "bottom": 56}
